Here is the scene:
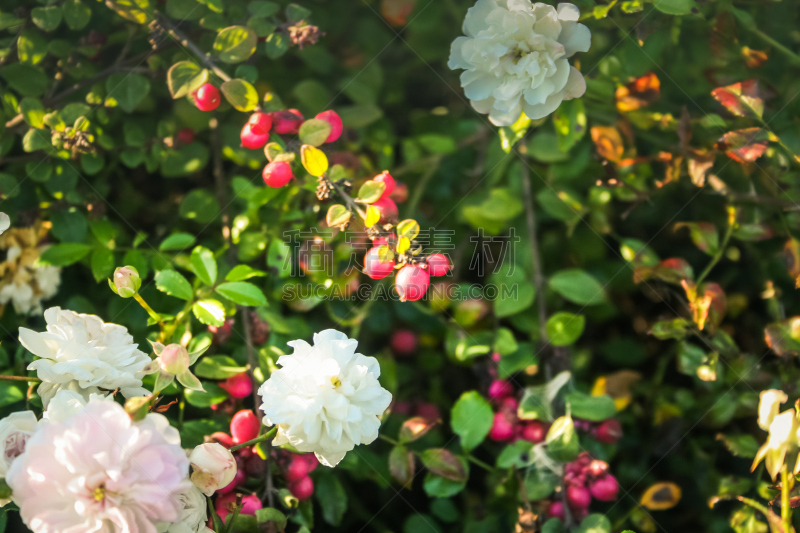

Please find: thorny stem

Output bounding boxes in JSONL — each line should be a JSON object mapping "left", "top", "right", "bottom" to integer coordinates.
{"left": 230, "top": 426, "right": 278, "bottom": 452}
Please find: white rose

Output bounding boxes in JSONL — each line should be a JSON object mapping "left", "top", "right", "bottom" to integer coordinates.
{"left": 189, "top": 443, "right": 237, "bottom": 496}
{"left": 448, "top": 0, "right": 591, "bottom": 125}
{"left": 0, "top": 411, "right": 39, "bottom": 506}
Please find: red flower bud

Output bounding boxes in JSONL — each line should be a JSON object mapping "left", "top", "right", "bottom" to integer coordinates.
{"left": 363, "top": 247, "right": 395, "bottom": 280}
{"left": 262, "top": 161, "right": 294, "bottom": 188}
{"left": 230, "top": 410, "right": 261, "bottom": 444}
{"left": 315, "top": 110, "right": 343, "bottom": 143}
{"left": 193, "top": 84, "right": 221, "bottom": 111}
{"left": 426, "top": 253, "right": 452, "bottom": 277}
{"left": 520, "top": 421, "right": 546, "bottom": 444}
{"left": 240, "top": 112, "right": 272, "bottom": 149}
{"left": 209, "top": 432, "right": 235, "bottom": 448}
{"left": 217, "top": 468, "right": 246, "bottom": 494}
{"left": 395, "top": 264, "right": 430, "bottom": 302}
{"left": 548, "top": 501, "right": 565, "bottom": 520}
{"left": 176, "top": 128, "right": 195, "bottom": 144}
{"left": 415, "top": 402, "right": 441, "bottom": 422}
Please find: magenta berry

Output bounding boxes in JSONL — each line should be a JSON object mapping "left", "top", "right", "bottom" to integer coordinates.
{"left": 488, "top": 412, "right": 516, "bottom": 442}
{"left": 374, "top": 171, "right": 395, "bottom": 198}
{"left": 288, "top": 475, "right": 314, "bottom": 501}
{"left": 395, "top": 264, "right": 430, "bottom": 302}
{"left": 272, "top": 109, "right": 304, "bottom": 134}
{"left": 363, "top": 247, "right": 395, "bottom": 280}
{"left": 595, "top": 419, "right": 622, "bottom": 444}
{"left": 220, "top": 372, "right": 252, "bottom": 399}
{"left": 520, "top": 421, "right": 546, "bottom": 444}
{"left": 230, "top": 410, "right": 260, "bottom": 444}
{"left": 589, "top": 475, "right": 619, "bottom": 501}
{"left": 176, "top": 128, "right": 194, "bottom": 144}
{"left": 567, "top": 485, "right": 592, "bottom": 509}
{"left": 488, "top": 380, "right": 514, "bottom": 402}
{"left": 548, "top": 501, "right": 565, "bottom": 520}
{"left": 372, "top": 197, "right": 399, "bottom": 223}
{"left": 391, "top": 329, "right": 418, "bottom": 355}
{"left": 315, "top": 110, "right": 343, "bottom": 143}
{"left": 193, "top": 84, "right": 220, "bottom": 111}
{"left": 427, "top": 253, "right": 452, "bottom": 277}
{"left": 286, "top": 455, "right": 311, "bottom": 482}
{"left": 262, "top": 161, "right": 294, "bottom": 188}
{"left": 240, "top": 113, "right": 272, "bottom": 150}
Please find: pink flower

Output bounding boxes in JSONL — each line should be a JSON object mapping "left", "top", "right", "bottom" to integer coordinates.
{"left": 7, "top": 398, "right": 190, "bottom": 533}
{"left": 189, "top": 443, "right": 237, "bottom": 496}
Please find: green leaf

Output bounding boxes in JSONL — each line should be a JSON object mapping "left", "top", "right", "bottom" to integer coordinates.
{"left": 214, "top": 26, "right": 257, "bottom": 64}
{"left": 423, "top": 457, "right": 468, "bottom": 498}
{"left": 215, "top": 281, "right": 267, "bottom": 306}
{"left": 298, "top": 119, "right": 332, "bottom": 147}
{"left": 356, "top": 181, "right": 386, "bottom": 204}
{"left": 498, "top": 113, "right": 532, "bottom": 153}
{"left": 545, "top": 415, "right": 580, "bottom": 462}
{"left": 389, "top": 445, "right": 415, "bottom": 488}
{"left": 18, "top": 30, "right": 47, "bottom": 65}
{"left": 553, "top": 99, "right": 587, "bottom": 152}
{"left": 90, "top": 248, "right": 114, "bottom": 282}
{"left": 19, "top": 98, "right": 45, "bottom": 129}
{"left": 255, "top": 508, "right": 287, "bottom": 530}
{"left": 32, "top": 7, "right": 62, "bottom": 31}
{"left": 315, "top": 472, "right": 347, "bottom": 527}
{"left": 546, "top": 312, "right": 586, "bottom": 346}
{"left": 564, "top": 391, "right": 616, "bottom": 422}
{"left": 167, "top": 61, "right": 208, "bottom": 99}
{"left": 159, "top": 232, "right": 196, "bottom": 252}
{"left": 575, "top": 514, "right": 612, "bottom": 533}
{"left": 106, "top": 0, "right": 153, "bottom": 23}
{"left": 220, "top": 79, "right": 259, "bottom": 111}
{"left": 492, "top": 269, "right": 535, "bottom": 318}
{"left": 653, "top": 0, "right": 698, "bottom": 16}
{"left": 0, "top": 63, "right": 48, "bottom": 96}
{"left": 496, "top": 440, "right": 535, "bottom": 468}
{"left": 179, "top": 189, "right": 220, "bottom": 223}
{"left": 419, "top": 449, "right": 467, "bottom": 482}
{"left": 717, "top": 434, "right": 759, "bottom": 459}
{"left": 326, "top": 205, "right": 351, "bottom": 228}
{"left": 195, "top": 355, "right": 246, "bottom": 379}
{"left": 161, "top": 143, "right": 210, "bottom": 178}
{"left": 450, "top": 391, "right": 493, "bottom": 452}
{"left": 225, "top": 265, "right": 267, "bottom": 282}
{"left": 106, "top": 73, "right": 150, "bottom": 113}
{"left": 264, "top": 32, "right": 290, "bottom": 59}
{"left": 155, "top": 270, "right": 193, "bottom": 301}
{"left": 286, "top": 3, "right": 311, "bottom": 22}
{"left": 190, "top": 246, "right": 217, "bottom": 285}
{"left": 39, "top": 243, "right": 93, "bottom": 266}
{"left": 193, "top": 299, "right": 226, "bottom": 326}
{"left": 62, "top": 0, "right": 91, "bottom": 30}
{"left": 249, "top": 1, "right": 280, "bottom": 17}
{"left": 0, "top": 382, "right": 24, "bottom": 408}
{"left": 185, "top": 382, "right": 228, "bottom": 407}
{"left": 548, "top": 269, "right": 607, "bottom": 306}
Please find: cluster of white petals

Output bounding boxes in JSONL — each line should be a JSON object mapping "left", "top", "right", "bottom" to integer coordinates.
{"left": 448, "top": 0, "right": 591, "bottom": 125}
{"left": 258, "top": 329, "right": 392, "bottom": 467}
{"left": 155, "top": 484, "right": 211, "bottom": 533}
{"left": 20, "top": 307, "right": 151, "bottom": 407}
{"left": 188, "top": 443, "right": 237, "bottom": 496}
{"left": 6, "top": 398, "right": 190, "bottom": 533}
{"left": 0, "top": 411, "right": 38, "bottom": 506}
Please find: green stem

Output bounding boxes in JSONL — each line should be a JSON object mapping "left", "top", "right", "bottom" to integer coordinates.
{"left": 133, "top": 293, "right": 164, "bottom": 326}
{"left": 178, "top": 389, "right": 186, "bottom": 430}
{"left": 226, "top": 495, "right": 243, "bottom": 533}
{"left": 230, "top": 426, "right": 278, "bottom": 452}
{"left": 751, "top": 29, "right": 800, "bottom": 67}
{"left": 466, "top": 454, "right": 495, "bottom": 472}
{"left": 782, "top": 467, "right": 792, "bottom": 533}
{"left": 405, "top": 158, "right": 442, "bottom": 216}
{"left": 379, "top": 433, "right": 399, "bottom": 446}
{"left": 696, "top": 208, "right": 735, "bottom": 284}
{"left": 0, "top": 374, "right": 41, "bottom": 383}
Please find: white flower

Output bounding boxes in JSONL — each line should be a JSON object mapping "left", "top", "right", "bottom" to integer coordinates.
{"left": 6, "top": 398, "right": 191, "bottom": 532}
{"left": 448, "top": 0, "right": 591, "bottom": 126}
{"left": 0, "top": 213, "right": 9, "bottom": 235}
{"left": 19, "top": 307, "right": 151, "bottom": 408}
{"left": 41, "top": 388, "right": 113, "bottom": 423}
{"left": 758, "top": 389, "right": 788, "bottom": 430}
{"left": 156, "top": 484, "right": 208, "bottom": 533}
{"left": 34, "top": 264, "right": 60, "bottom": 299}
{"left": 258, "top": 329, "right": 392, "bottom": 467}
{"left": 0, "top": 282, "right": 35, "bottom": 315}
{"left": 0, "top": 411, "right": 38, "bottom": 506}
{"left": 188, "top": 443, "right": 237, "bottom": 496}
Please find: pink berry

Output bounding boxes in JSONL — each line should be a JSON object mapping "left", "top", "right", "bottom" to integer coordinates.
{"left": 548, "top": 501, "right": 565, "bottom": 520}
{"left": 262, "top": 161, "right": 294, "bottom": 188}
{"left": 426, "top": 253, "right": 452, "bottom": 277}
{"left": 373, "top": 171, "right": 395, "bottom": 198}
{"left": 220, "top": 372, "right": 252, "bottom": 399}
{"left": 488, "top": 380, "right": 514, "bottom": 402}
{"left": 589, "top": 475, "right": 619, "bottom": 501}
{"left": 210, "top": 432, "right": 235, "bottom": 448}
{"left": 520, "top": 421, "right": 546, "bottom": 444}
{"left": 372, "top": 197, "right": 398, "bottom": 223}
{"left": 488, "top": 412, "right": 516, "bottom": 442}
{"left": 288, "top": 475, "right": 314, "bottom": 501}
{"left": 315, "top": 110, "right": 343, "bottom": 143}
{"left": 272, "top": 109, "right": 304, "bottom": 134}
{"left": 193, "top": 84, "right": 220, "bottom": 111}
{"left": 286, "top": 456, "right": 311, "bottom": 482}
{"left": 567, "top": 485, "right": 592, "bottom": 509}
{"left": 231, "top": 410, "right": 261, "bottom": 444}
{"left": 499, "top": 396, "right": 519, "bottom": 414}
{"left": 363, "top": 247, "right": 395, "bottom": 280}
{"left": 218, "top": 468, "right": 246, "bottom": 494}
{"left": 240, "top": 113, "right": 272, "bottom": 150}
{"left": 300, "top": 454, "right": 318, "bottom": 473}
{"left": 595, "top": 419, "right": 622, "bottom": 444}
{"left": 176, "top": 128, "right": 194, "bottom": 144}
{"left": 395, "top": 265, "right": 430, "bottom": 302}
{"left": 390, "top": 329, "right": 417, "bottom": 355}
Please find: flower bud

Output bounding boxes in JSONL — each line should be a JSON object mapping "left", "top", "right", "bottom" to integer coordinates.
{"left": 230, "top": 409, "right": 261, "bottom": 444}
{"left": 189, "top": 443, "right": 238, "bottom": 496}
{"left": 193, "top": 84, "right": 221, "bottom": 112}
{"left": 262, "top": 161, "right": 294, "bottom": 188}
{"left": 488, "top": 412, "right": 515, "bottom": 442}
{"left": 111, "top": 266, "right": 141, "bottom": 298}
{"left": 520, "top": 421, "right": 546, "bottom": 444}
{"left": 159, "top": 344, "right": 190, "bottom": 375}
{"left": 548, "top": 501, "right": 565, "bottom": 520}
{"left": 217, "top": 468, "right": 246, "bottom": 494}
{"left": 215, "top": 492, "right": 262, "bottom": 522}
{"left": 372, "top": 197, "right": 399, "bottom": 223}
{"left": 363, "top": 247, "right": 395, "bottom": 280}
{"left": 488, "top": 380, "right": 514, "bottom": 402}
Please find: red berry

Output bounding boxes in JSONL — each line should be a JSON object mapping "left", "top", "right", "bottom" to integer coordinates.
{"left": 209, "top": 432, "right": 235, "bottom": 448}
{"left": 567, "top": 485, "right": 592, "bottom": 509}
{"left": 374, "top": 171, "right": 395, "bottom": 198}
{"left": 286, "top": 456, "right": 310, "bottom": 482}
{"left": 249, "top": 112, "right": 272, "bottom": 134}
{"left": 548, "top": 501, "right": 565, "bottom": 520}
{"left": 231, "top": 410, "right": 261, "bottom": 444}
{"left": 390, "top": 329, "right": 417, "bottom": 355}
{"left": 240, "top": 112, "right": 272, "bottom": 150}
{"left": 176, "top": 128, "right": 194, "bottom": 144}
{"left": 589, "top": 475, "right": 619, "bottom": 501}
{"left": 372, "top": 197, "right": 398, "bottom": 223}
{"left": 499, "top": 396, "right": 519, "bottom": 413}
{"left": 488, "top": 412, "right": 516, "bottom": 442}
{"left": 193, "top": 84, "right": 221, "bottom": 111}
{"left": 520, "top": 421, "right": 546, "bottom": 444}
{"left": 263, "top": 161, "right": 294, "bottom": 188}
{"left": 488, "top": 380, "right": 514, "bottom": 402}
{"left": 363, "top": 247, "right": 395, "bottom": 280}
{"left": 390, "top": 181, "right": 408, "bottom": 203}
{"left": 595, "top": 419, "right": 622, "bottom": 444}
{"left": 315, "top": 110, "right": 343, "bottom": 143}
{"left": 426, "top": 253, "right": 452, "bottom": 277}
{"left": 288, "top": 475, "right": 314, "bottom": 501}
{"left": 301, "top": 454, "right": 318, "bottom": 473}
{"left": 220, "top": 372, "right": 253, "bottom": 399}
{"left": 272, "top": 109, "right": 304, "bottom": 134}
{"left": 395, "top": 265, "right": 430, "bottom": 302}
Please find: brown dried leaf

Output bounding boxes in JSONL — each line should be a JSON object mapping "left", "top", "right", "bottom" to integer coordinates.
{"left": 688, "top": 150, "right": 715, "bottom": 187}
{"left": 616, "top": 72, "right": 661, "bottom": 112}
{"left": 591, "top": 126, "right": 624, "bottom": 163}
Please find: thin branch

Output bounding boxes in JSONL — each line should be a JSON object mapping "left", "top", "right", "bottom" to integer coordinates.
{"left": 157, "top": 15, "right": 232, "bottom": 82}
{"left": 0, "top": 375, "right": 42, "bottom": 383}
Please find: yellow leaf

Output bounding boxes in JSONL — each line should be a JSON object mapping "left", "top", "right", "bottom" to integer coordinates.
{"left": 396, "top": 219, "right": 420, "bottom": 241}
{"left": 365, "top": 205, "right": 380, "bottom": 228}
{"left": 397, "top": 236, "right": 410, "bottom": 254}
{"left": 301, "top": 145, "right": 328, "bottom": 177}
{"left": 640, "top": 482, "right": 682, "bottom": 510}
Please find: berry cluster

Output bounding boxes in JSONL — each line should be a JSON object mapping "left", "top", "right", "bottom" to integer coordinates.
{"left": 574, "top": 417, "right": 623, "bottom": 445}
{"left": 548, "top": 452, "right": 619, "bottom": 522}
{"left": 487, "top": 379, "right": 549, "bottom": 443}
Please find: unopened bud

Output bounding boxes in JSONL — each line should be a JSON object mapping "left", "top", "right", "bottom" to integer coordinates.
{"left": 110, "top": 266, "right": 141, "bottom": 298}
{"left": 160, "top": 344, "right": 190, "bottom": 375}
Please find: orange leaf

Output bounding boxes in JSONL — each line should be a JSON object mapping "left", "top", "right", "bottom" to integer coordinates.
{"left": 616, "top": 72, "right": 661, "bottom": 112}
{"left": 711, "top": 79, "right": 765, "bottom": 119}
{"left": 591, "top": 126, "right": 624, "bottom": 163}
{"left": 641, "top": 482, "right": 682, "bottom": 510}
{"left": 741, "top": 46, "right": 768, "bottom": 68}
{"left": 715, "top": 127, "right": 776, "bottom": 163}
